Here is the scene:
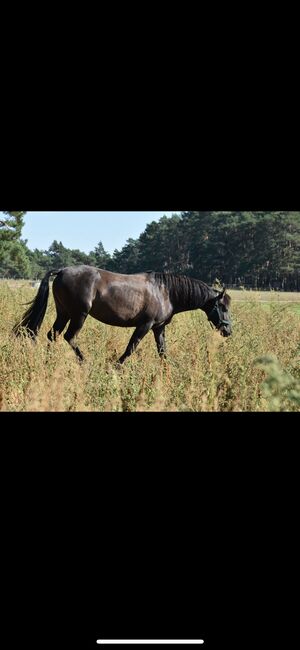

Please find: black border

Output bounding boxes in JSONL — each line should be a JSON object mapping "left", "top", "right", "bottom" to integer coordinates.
{"left": 1, "top": 136, "right": 298, "bottom": 212}
{"left": 1, "top": 413, "right": 299, "bottom": 648}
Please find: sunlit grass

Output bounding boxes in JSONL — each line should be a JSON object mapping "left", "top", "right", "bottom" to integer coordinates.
{"left": 1, "top": 283, "right": 300, "bottom": 412}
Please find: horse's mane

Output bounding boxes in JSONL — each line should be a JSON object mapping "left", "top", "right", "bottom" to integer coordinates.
{"left": 152, "top": 272, "right": 215, "bottom": 309}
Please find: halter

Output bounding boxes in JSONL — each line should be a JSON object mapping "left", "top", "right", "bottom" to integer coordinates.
{"left": 207, "top": 302, "right": 229, "bottom": 330}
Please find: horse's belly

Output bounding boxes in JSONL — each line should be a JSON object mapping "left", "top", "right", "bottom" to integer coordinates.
{"left": 89, "top": 293, "right": 144, "bottom": 326}
{"left": 89, "top": 306, "right": 139, "bottom": 327}
{"left": 89, "top": 283, "right": 171, "bottom": 326}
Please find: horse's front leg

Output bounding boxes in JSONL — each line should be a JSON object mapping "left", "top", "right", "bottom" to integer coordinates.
{"left": 118, "top": 321, "right": 153, "bottom": 365}
{"left": 152, "top": 324, "right": 167, "bottom": 358}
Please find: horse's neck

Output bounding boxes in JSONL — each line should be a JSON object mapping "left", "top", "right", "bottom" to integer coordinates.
{"left": 171, "top": 281, "right": 216, "bottom": 314}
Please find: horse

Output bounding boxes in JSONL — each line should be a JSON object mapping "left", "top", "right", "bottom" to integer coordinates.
{"left": 13, "top": 266, "right": 232, "bottom": 363}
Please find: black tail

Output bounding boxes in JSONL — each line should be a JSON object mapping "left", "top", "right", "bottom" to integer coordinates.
{"left": 13, "top": 270, "right": 59, "bottom": 338}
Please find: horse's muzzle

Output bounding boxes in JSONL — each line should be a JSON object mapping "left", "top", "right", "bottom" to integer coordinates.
{"left": 220, "top": 326, "right": 232, "bottom": 337}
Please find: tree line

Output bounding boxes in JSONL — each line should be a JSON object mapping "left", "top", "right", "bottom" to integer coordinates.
{"left": 1, "top": 211, "right": 300, "bottom": 290}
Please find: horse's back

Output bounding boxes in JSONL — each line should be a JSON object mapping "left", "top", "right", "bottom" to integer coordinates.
{"left": 52, "top": 266, "right": 173, "bottom": 326}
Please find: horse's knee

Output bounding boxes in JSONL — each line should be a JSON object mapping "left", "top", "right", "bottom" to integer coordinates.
{"left": 64, "top": 331, "right": 73, "bottom": 344}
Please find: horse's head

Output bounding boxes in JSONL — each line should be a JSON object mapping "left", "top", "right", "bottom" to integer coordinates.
{"left": 206, "top": 288, "right": 232, "bottom": 337}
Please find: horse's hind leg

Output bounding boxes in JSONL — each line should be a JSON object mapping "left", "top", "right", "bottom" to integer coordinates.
{"left": 118, "top": 321, "right": 154, "bottom": 365}
{"left": 64, "top": 313, "right": 88, "bottom": 362}
{"left": 47, "top": 312, "right": 70, "bottom": 342}
{"left": 152, "top": 324, "right": 167, "bottom": 358}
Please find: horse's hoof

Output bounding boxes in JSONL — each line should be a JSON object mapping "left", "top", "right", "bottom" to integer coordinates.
{"left": 115, "top": 359, "right": 125, "bottom": 370}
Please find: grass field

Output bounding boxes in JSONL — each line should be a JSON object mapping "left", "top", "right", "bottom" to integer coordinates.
{"left": 0, "top": 282, "right": 300, "bottom": 411}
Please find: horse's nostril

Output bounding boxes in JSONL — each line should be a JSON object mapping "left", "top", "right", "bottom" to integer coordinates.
{"left": 220, "top": 327, "right": 231, "bottom": 337}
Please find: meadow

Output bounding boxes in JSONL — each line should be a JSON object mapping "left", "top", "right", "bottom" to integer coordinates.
{"left": 0, "top": 281, "right": 300, "bottom": 412}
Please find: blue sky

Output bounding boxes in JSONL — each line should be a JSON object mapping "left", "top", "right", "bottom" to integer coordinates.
{"left": 22, "top": 212, "right": 179, "bottom": 254}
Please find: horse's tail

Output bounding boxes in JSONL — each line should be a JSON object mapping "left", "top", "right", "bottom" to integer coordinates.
{"left": 13, "top": 269, "right": 60, "bottom": 339}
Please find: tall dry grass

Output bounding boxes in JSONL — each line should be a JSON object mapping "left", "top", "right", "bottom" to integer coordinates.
{"left": 0, "top": 282, "right": 299, "bottom": 411}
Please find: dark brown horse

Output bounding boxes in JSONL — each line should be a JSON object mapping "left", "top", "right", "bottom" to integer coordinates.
{"left": 13, "top": 266, "right": 232, "bottom": 363}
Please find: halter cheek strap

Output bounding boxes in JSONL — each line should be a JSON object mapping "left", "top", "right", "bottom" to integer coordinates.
{"left": 207, "top": 303, "right": 229, "bottom": 329}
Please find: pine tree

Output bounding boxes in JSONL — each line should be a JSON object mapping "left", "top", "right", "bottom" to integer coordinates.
{"left": 89, "top": 241, "right": 112, "bottom": 268}
{"left": 47, "top": 240, "right": 73, "bottom": 268}
{"left": 0, "top": 211, "right": 31, "bottom": 277}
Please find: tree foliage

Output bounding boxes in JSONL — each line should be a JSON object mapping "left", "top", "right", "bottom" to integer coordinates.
{"left": 1, "top": 211, "right": 300, "bottom": 289}
{"left": 0, "top": 212, "right": 30, "bottom": 277}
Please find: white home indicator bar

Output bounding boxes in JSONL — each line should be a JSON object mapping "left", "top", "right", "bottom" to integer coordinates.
{"left": 97, "top": 641, "right": 204, "bottom": 645}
